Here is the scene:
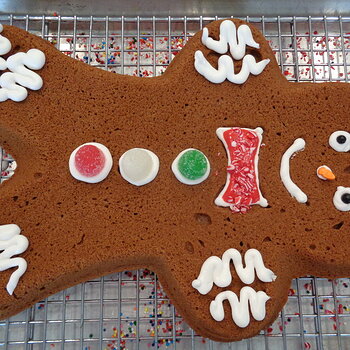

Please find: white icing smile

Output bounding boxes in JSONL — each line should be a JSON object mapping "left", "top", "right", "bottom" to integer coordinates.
{"left": 280, "top": 138, "right": 308, "bottom": 204}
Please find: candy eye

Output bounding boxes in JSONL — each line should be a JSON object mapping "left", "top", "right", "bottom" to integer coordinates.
{"left": 172, "top": 148, "right": 210, "bottom": 185}
{"left": 329, "top": 131, "right": 350, "bottom": 152}
{"left": 69, "top": 142, "right": 113, "bottom": 183}
{"left": 119, "top": 148, "right": 159, "bottom": 186}
{"left": 333, "top": 186, "right": 350, "bottom": 211}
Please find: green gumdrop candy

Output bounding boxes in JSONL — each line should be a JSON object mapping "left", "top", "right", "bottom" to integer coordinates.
{"left": 178, "top": 150, "right": 208, "bottom": 180}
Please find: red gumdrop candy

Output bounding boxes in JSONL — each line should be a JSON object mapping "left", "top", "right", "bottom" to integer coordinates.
{"left": 75, "top": 144, "right": 106, "bottom": 177}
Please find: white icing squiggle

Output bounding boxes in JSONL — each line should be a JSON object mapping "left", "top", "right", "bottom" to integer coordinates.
{"left": 0, "top": 224, "right": 29, "bottom": 295}
{"left": 194, "top": 50, "right": 270, "bottom": 84}
{"left": 0, "top": 49, "right": 46, "bottom": 102}
{"left": 202, "top": 20, "right": 260, "bottom": 60}
{"left": 210, "top": 287, "right": 270, "bottom": 328}
{"left": 192, "top": 248, "right": 276, "bottom": 295}
{"left": 280, "top": 138, "right": 308, "bottom": 203}
{"left": 0, "top": 24, "right": 11, "bottom": 70}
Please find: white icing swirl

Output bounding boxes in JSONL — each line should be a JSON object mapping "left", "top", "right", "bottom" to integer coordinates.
{"left": 0, "top": 224, "right": 29, "bottom": 295}
{"left": 201, "top": 20, "right": 260, "bottom": 60}
{"left": 210, "top": 287, "right": 270, "bottom": 328}
{"left": 280, "top": 138, "right": 308, "bottom": 204}
{"left": 0, "top": 49, "right": 45, "bottom": 102}
{"left": 192, "top": 248, "right": 276, "bottom": 295}
{"left": 194, "top": 50, "right": 270, "bottom": 84}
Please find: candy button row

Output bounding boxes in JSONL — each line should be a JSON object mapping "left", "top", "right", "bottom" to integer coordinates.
{"left": 69, "top": 143, "right": 210, "bottom": 186}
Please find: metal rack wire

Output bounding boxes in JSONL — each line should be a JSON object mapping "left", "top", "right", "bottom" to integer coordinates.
{"left": 1, "top": 14, "right": 350, "bottom": 350}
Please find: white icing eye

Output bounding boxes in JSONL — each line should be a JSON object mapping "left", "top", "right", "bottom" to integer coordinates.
{"left": 69, "top": 142, "right": 113, "bottom": 183}
{"left": 333, "top": 186, "right": 350, "bottom": 211}
{"left": 329, "top": 131, "right": 350, "bottom": 152}
{"left": 172, "top": 148, "right": 210, "bottom": 185}
{"left": 119, "top": 148, "right": 159, "bottom": 186}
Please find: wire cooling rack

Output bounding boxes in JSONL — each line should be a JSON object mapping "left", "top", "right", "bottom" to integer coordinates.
{"left": 1, "top": 14, "right": 350, "bottom": 350}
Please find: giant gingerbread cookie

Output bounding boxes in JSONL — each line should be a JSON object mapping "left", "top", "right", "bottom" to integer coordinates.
{"left": 1, "top": 18, "right": 350, "bottom": 342}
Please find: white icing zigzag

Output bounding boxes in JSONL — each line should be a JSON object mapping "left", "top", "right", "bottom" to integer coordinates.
{"left": 0, "top": 224, "right": 29, "bottom": 295}
{"left": 0, "top": 49, "right": 46, "bottom": 102}
{"left": 194, "top": 50, "right": 270, "bottom": 85}
{"left": 210, "top": 287, "right": 270, "bottom": 328}
{"left": 0, "top": 24, "right": 11, "bottom": 70}
{"left": 192, "top": 248, "right": 276, "bottom": 295}
{"left": 0, "top": 23, "right": 46, "bottom": 102}
{"left": 194, "top": 20, "right": 270, "bottom": 84}
{"left": 201, "top": 20, "right": 260, "bottom": 60}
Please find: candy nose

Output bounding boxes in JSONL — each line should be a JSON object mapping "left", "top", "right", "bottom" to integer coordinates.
{"left": 317, "top": 165, "right": 336, "bottom": 181}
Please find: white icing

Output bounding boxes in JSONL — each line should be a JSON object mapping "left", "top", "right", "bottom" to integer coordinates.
{"left": 333, "top": 186, "right": 350, "bottom": 211}
{"left": 201, "top": 20, "right": 260, "bottom": 60}
{"left": 215, "top": 127, "right": 268, "bottom": 208}
{"left": 119, "top": 148, "right": 159, "bottom": 186}
{"left": 210, "top": 287, "right": 270, "bottom": 327}
{"left": 0, "top": 49, "right": 46, "bottom": 102}
{"left": 0, "top": 24, "right": 11, "bottom": 71}
{"left": 280, "top": 138, "right": 308, "bottom": 204}
{"left": 0, "top": 224, "right": 29, "bottom": 295}
{"left": 192, "top": 248, "right": 276, "bottom": 295}
{"left": 171, "top": 148, "right": 210, "bottom": 185}
{"left": 194, "top": 50, "right": 270, "bottom": 84}
{"left": 316, "top": 165, "right": 334, "bottom": 181}
{"left": 69, "top": 142, "right": 113, "bottom": 183}
{"left": 329, "top": 131, "right": 350, "bottom": 152}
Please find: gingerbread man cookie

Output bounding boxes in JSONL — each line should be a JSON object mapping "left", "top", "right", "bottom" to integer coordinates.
{"left": 0, "top": 18, "right": 350, "bottom": 342}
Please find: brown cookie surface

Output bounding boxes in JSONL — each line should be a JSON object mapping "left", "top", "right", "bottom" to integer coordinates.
{"left": 1, "top": 19, "right": 350, "bottom": 342}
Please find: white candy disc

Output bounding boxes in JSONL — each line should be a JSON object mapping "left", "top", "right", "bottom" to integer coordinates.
{"left": 119, "top": 148, "right": 159, "bottom": 186}
{"left": 69, "top": 142, "right": 113, "bottom": 183}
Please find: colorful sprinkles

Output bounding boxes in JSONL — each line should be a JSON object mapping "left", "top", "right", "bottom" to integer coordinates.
{"left": 28, "top": 271, "right": 350, "bottom": 349}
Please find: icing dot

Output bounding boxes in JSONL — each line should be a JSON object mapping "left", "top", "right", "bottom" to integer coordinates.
{"left": 172, "top": 148, "right": 210, "bottom": 185}
{"left": 341, "top": 193, "right": 350, "bottom": 204}
{"left": 119, "top": 148, "right": 159, "bottom": 186}
{"left": 178, "top": 149, "right": 208, "bottom": 180}
{"left": 75, "top": 144, "right": 106, "bottom": 177}
{"left": 337, "top": 135, "right": 347, "bottom": 144}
